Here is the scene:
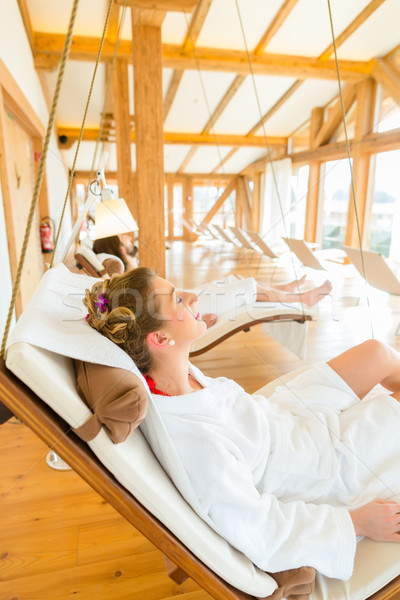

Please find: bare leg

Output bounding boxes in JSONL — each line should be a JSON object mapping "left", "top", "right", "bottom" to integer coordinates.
{"left": 273, "top": 275, "right": 307, "bottom": 292}
{"left": 256, "top": 280, "right": 332, "bottom": 307}
{"left": 327, "top": 339, "right": 400, "bottom": 399}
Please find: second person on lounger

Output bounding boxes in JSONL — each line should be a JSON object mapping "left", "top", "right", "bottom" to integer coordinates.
{"left": 93, "top": 234, "right": 332, "bottom": 327}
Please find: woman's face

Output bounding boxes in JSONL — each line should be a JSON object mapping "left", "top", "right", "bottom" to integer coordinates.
{"left": 150, "top": 276, "right": 206, "bottom": 345}
{"left": 119, "top": 233, "right": 135, "bottom": 254}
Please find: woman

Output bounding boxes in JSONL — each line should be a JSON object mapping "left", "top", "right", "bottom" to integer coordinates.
{"left": 93, "top": 233, "right": 138, "bottom": 275}
{"left": 84, "top": 267, "right": 400, "bottom": 580}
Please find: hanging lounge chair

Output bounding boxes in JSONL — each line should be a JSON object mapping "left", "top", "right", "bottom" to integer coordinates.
{"left": 282, "top": 237, "right": 327, "bottom": 271}
{"left": 343, "top": 246, "right": 400, "bottom": 296}
{"left": 2, "top": 265, "right": 400, "bottom": 600}
{"left": 73, "top": 245, "right": 313, "bottom": 357}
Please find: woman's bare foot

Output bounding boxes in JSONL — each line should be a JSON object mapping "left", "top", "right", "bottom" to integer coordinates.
{"left": 203, "top": 313, "right": 218, "bottom": 328}
{"left": 301, "top": 280, "right": 333, "bottom": 306}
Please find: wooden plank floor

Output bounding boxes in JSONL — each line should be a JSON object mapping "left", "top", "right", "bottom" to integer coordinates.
{"left": 1, "top": 240, "right": 400, "bottom": 599}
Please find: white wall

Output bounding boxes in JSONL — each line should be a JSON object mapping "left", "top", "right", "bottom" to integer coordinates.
{"left": 0, "top": 0, "right": 71, "bottom": 339}
{"left": 0, "top": 179, "right": 15, "bottom": 341}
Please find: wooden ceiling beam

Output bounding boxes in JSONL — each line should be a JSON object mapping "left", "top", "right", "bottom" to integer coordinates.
{"left": 371, "top": 57, "right": 400, "bottom": 105}
{"left": 57, "top": 126, "right": 287, "bottom": 148}
{"left": 16, "top": 0, "right": 34, "bottom": 54}
{"left": 253, "top": 0, "right": 299, "bottom": 56}
{"left": 182, "top": 0, "right": 212, "bottom": 53}
{"left": 312, "top": 83, "right": 357, "bottom": 149}
{"left": 32, "top": 33, "right": 371, "bottom": 80}
{"left": 163, "top": 70, "right": 184, "bottom": 121}
{"left": 163, "top": 0, "right": 212, "bottom": 121}
{"left": 73, "top": 171, "right": 236, "bottom": 181}
{"left": 319, "top": 0, "right": 386, "bottom": 61}
{"left": 176, "top": 74, "right": 246, "bottom": 173}
{"left": 114, "top": 0, "right": 197, "bottom": 10}
{"left": 203, "top": 177, "right": 237, "bottom": 223}
{"left": 247, "top": 79, "right": 303, "bottom": 136}
{"left": 162, "top": 46, "right": 370, "bottom": 80}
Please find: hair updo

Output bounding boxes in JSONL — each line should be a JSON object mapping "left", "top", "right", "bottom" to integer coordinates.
{"left": 84, "top": 267, "right": 162, "bottom": 373}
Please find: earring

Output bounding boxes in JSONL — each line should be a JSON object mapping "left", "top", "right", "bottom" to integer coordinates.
{"left": 169, "top": 339, "right": 175, "bottom": 346}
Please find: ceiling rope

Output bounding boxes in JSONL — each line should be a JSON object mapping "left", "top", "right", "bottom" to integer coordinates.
{"left": 50, "top": 0, "right": 116, "bottom": 268}
{"left": 326, "top": 0, "right": 374, "bottom": 337}
{"left": 0, "top": 0, "right": 82, "bottom": 358}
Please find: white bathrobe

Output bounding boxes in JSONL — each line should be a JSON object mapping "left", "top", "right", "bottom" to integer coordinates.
{"left": 192, "top": 275, "right": 257, "bottom": 317}
{"left": 152, "top": 361, "right": 400, "bottom": 580}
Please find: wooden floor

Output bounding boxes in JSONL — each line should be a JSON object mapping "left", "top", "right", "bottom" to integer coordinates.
{"left": 1, "top": 240, "right": 400, "bottom": 599}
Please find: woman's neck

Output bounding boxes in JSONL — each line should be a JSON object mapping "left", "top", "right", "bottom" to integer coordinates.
{"left": 148, "top": 347, "right": 198, "bottom": 396}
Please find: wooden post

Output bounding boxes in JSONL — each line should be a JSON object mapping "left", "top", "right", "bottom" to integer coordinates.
{"left": 304, "top": 107, "right": 324, "bottom": 242}
{"left": 345, "top": 79, "right": 376, "bottom": 247}
{"left": 132, "top": 9, "right": 166, "bottom": 276}
{"left": 251, "top": 172, "right": 262, "bottom": 231}
{"left": 183, "top": 177, "right": 196, "bottom": 241}
{"left": 113, "top": 59, "right": 135, "bottom": 218}
{"left": 167, "top": 179, "right": 174, "bottom": 239}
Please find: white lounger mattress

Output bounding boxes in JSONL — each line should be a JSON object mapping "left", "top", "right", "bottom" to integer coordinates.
{"left": 190, "top": 302, "right": 311, "bottom": 354}
{"left": 6, "top": 342, "right": 400, "bottom": 600}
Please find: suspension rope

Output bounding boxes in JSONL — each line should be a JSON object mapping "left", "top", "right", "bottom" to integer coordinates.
{"left": 86, "top": 1, "right": 128, "bottom": 193}
{"left": 0, "top": 0, "right": 81, "bottom": 359}
{"left": 50, "top": 0, "right": 115, "bottom": 268}
{"left": 234, "top": 0, "right": 307, "bottom": 314}
{"left": 326, "top": 0, "right": 374, "bottom": 337}
{"left": 183, "top": 13, "right": 267, "bottom": 278}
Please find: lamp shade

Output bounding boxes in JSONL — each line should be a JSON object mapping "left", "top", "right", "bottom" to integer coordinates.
{"left": 95, "top": 198, "right": 138, "bottom": 240}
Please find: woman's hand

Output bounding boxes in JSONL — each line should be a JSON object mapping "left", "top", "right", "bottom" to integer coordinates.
{"left": 350, "top": 500, "right": 400, "bottom": 542}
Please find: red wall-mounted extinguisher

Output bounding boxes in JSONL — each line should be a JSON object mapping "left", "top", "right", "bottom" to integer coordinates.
{"left": 40, "top": 217, "right": 54, "bottom": 253}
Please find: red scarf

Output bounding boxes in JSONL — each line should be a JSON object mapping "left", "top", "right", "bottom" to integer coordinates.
{"left": 144, "top": 374, "right": 171, "bottom": 397}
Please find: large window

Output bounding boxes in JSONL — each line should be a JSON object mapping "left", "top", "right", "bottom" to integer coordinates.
{"left": 369, "top": 150, "right": 400, "bottom": 258}
{"left": 193, "top": 184, "right": 235, "bottom": 227}
{"left": 289, "top": 165, "right": 309, "bottom": 239}
{"left": 164, "top": 183, "right": 183, "bottom": 238}
{"left": 321, "top": 159, "right": 352, "bottom": 249}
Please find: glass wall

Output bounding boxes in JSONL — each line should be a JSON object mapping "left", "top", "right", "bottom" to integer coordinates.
{"left": 321, "top": 159, "right": 352, "bottom": 249}
{"left": 193, "top": 184, "right": 235, "bottom": 227}
{"left": 173, "top": 184, "right": 183, "bottom": 237}
{"left": 369, "top": 150, "right": 400, "bottom": 258}
{"left": 289, "top": 165, "right": 309, "bottom": 239}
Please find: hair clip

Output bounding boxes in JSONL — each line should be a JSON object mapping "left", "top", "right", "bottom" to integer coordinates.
{"left": 95, "top": 294, "right": 109, "bottom": 314}
{"left": 85, "top": 314, "right": 90, "bottom": 322}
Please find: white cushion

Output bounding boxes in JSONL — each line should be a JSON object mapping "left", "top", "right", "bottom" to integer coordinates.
{"left": 5, "top": 342, "right": 277, "bottom": 598}
{"left": 190, "top": 302, "right": 311, "bottom": 353}
{"left": 6, "top": 343, "right": 400, "bottom": 599}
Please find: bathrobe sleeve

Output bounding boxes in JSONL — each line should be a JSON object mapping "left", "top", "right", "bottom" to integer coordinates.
{"left": 175, "top": 429, "right": 357, "bottom": 580}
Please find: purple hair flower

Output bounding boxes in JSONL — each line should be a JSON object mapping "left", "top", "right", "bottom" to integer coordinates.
{"left": 95, "top": 294, "right": 109, "bottom": 314}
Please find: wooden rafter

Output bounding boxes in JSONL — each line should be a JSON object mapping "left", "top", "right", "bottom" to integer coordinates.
{"left": 312, "top": 83, "right": 357, "bottom": 149}
{"left": 371, "top": 57, "right": 400, "bottom": 105}
{"left": 16, "top": 0, "right": 34, "bottom": 53}
{"left": 114, "top": 0, "right": 197, "bottom": 10}
{"left": 203, "top": 177, "right": 237, "bottom": 223}
{"left": 177, "top": 74, "right": 246, "bottom": 173}
{"left": 253, "top": 0, "right": 299, "bottom": 56}
{"left": 163, "top": 70, "right": 184, "bottom": 121}
{"left": 106, "top": 4, "right": 121, "bottom": 45}
{"left": 32, "top": 33, "right": 371, "bottom": 80}
{"left": 239, "top": 1, "right": 387, "bottom": 175}
{"left": 57, "top": 126, "right": 287, "bottom": 148}
{"left": 319, "top": 0, "right": 386, "bottom": 61}
{"left": 248, "top": 80, "right": 303, "bottom": 137}
{"left": 163, "top": 0, "right": 212, "bottom": 121}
